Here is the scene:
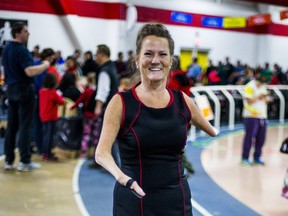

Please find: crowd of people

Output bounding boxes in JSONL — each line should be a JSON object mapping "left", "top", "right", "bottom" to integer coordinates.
{"left": 0, "top": 22, "right": 136, "bottom": 171}
{"left": 1, "top": 22, "right": 287, "bottom": 168}
{"left": 187, "top": 56, "right": 288, "bottom": 87}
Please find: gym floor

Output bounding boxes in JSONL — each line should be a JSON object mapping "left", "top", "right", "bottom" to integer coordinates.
{"left": 0, "top": 123, "right": 287, "bottom": 216}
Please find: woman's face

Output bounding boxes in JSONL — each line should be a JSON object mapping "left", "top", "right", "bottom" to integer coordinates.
{"left": 136, "top": 36, "right": 172, "bottom": 83}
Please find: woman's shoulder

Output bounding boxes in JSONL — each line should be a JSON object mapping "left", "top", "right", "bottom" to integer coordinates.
{"left": 116, "top": 88, "right": 134, "bottom": 99}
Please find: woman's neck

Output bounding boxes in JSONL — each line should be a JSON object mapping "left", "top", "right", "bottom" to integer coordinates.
{"left": 136, "top": 81, "right": 170, "bottom": 108}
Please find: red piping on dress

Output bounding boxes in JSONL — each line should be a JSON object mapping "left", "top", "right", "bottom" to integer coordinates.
{"left": 132, "top": 127, "right": 144, "bottom": 216}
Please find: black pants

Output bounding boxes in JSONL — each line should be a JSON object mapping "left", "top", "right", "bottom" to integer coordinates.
{"left": 42, "top": 121, "right": 56, "bottom": 156}
{"left": 4, "top": 83, "right": 35, "bottom": 164}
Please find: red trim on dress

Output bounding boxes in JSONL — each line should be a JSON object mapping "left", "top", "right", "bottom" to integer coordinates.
{"left": 116, "top": 92, "right": 125, "bottom": 129}
{"left": 132, "top": 84, "right": 174, "bottom": 108}
{"left": 180, "top": 91, "right": 192, "bottom": 124}
{"left": 178, "top": 154, "right": 187, "bottom": 216}
{"left": 132, "top": 128, "right": 144, "bottom": 216}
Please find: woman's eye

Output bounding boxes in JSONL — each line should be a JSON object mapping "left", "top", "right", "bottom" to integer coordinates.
{"left": 144, "top": 52, "right": 152, "bottom": 56}
{"left": 161, "top": 53, "right": 168, "bottom": 57}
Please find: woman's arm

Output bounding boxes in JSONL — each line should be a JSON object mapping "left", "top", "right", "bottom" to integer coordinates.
{"left": 183, "top": 93, "right": 217, "bottom": 137}
{"left": 95, "top": 94, "right": 145, "bottom": 197}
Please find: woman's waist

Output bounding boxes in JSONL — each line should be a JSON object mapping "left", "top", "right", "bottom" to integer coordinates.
{"left": 122, "top": 162, "right": 185, "bottom": 189}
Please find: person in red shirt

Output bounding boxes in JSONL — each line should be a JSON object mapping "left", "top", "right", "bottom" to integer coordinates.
{"left": 47, "top": 58, "right": 61, "bottom": 85}
{"left": 70, "top": 73, "right": 98, "bottom": 158}
{"left": 39, "top": 73, "right": 64, "bottom": 161}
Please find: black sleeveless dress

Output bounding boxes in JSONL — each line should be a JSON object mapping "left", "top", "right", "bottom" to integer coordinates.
{"left": 114, "top": 85, "right": 193, "bottom": 216}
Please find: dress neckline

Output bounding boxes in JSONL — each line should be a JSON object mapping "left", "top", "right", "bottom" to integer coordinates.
{"left": 131, "top": 82, "right": 174, "bottom": 109}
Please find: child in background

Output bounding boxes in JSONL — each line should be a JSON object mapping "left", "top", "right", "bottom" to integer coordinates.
{"left": 70, "top": 73, "right": 98, "bottom": 158}
{"left": 76, "top": 75, "right": 88, "bottom": 93}
{"left": 39, "top": 73, "right": 65, "bottom": 161}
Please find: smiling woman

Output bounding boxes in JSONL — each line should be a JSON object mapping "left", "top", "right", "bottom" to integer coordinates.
{"left": 95, "top": 22, "right": 217, "bottom": 216}
{"left": 137, "top": 35, "right": 172, "bottom": 85}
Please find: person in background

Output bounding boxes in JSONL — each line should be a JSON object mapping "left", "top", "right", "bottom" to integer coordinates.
{"left": 39, "top": 73, "right": 64, "bottom": 161}
{"left": 88, "top": 44, "right": 119, "bottom": 168}
{"left": 34, "top": 48, "right": 55, "bottom": 94}
{"left": 30, "top": 44, "right": 40, "bottom": 61}
{"left": 236, "top": 67, "right": 254, "bottom": 85}
{"left": 94, "top": 44, "right": 119, "bottom": 125}
{"left": 2, "top": 22, "right": 51, "bottom": 171}
{"left": 58, "top": 72, "right": 81, "bottom": 102}
{"left": 47, "top": 58, "right": 61, "bottom": 85}
{"left": 55, "top": 50, "right": 66, "bottom": 77}
{"left": 65, "top": 55, "right": 83, "bottom": 77}
{"left": 186, "top": 57, "right": 202, "bottom": 85}
{"left": 126, "top": 50, "right": 134, "bottom": 63}
{"left": 205, "top": 59, "right": 218, "bottom": 85}
{"left": 167, "top": 55, "right": 192, "bottom": 96}
{"left": 73, "top": 49, "right": 83, "bottom": 68}
{"left": 95, "top": 23, "right": 217, "bottom": 215}
{"left": 81, "top": 50, "right": 98, "bottom": 76}
{"left": 70, "top": 73, "right": 98, "bottom": 158}
{"left": 31, "top": 48, "right": 55, "bottom": 154}
{"left": 76, "top": 76, "right": 88, "bottom": 93}
{"left": 224, "top": 56, "right": 234, "bottom": 84}
{"left": 241, "top": 70, "right": 273, "bottom": 166}
{"left": 228, "top": 60, "right": 245, "bottom": 84}
{"left": 114, "top": 51, "right": 127, "bottom": 79}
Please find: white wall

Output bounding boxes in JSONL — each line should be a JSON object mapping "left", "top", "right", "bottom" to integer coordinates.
{"left": 0, "top": 10, "right": 124, "bottom": 59}
{"left": 1, "top": 0, "right": 288, "bottom": 69}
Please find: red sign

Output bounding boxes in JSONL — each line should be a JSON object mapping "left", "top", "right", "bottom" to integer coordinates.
{"left": 247, "top": 13, "right": 271, "bottom": 26}
{"left": 280, "top": 10, "right": 288, "bottom": 20}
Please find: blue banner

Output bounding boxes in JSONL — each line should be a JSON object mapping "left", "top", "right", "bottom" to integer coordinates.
{"left": 171, "top": 12, "right": 193, "bottom": 24}
{"left": 202, "top": 17, "right": 223, "bottom": 28}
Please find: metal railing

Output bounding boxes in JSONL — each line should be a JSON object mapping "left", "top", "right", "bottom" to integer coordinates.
{"left": 188, "top": 85, "right": 288, "bottom": 141}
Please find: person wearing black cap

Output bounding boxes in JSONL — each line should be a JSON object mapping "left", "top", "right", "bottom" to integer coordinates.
{"left": 241, "top": 70, "right": 273, "bottom": 166}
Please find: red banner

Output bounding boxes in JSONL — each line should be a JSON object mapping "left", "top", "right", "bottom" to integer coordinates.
{"left": 280, "top": 10, "right": 288, "bottom": 20}
{"left": 247, "top": 13, "right": 271, "bottom": 26}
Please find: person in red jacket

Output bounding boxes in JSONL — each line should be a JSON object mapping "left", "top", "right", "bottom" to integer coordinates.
{"left": 39, "top": 73, "right": 64, "bottom": 161}
{"left": 167, "top": 55, "right": 192, "bottom": 96}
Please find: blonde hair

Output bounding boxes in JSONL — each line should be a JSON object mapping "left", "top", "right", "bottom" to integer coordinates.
{"left": 76, "top": 76, "right": 88, "bottom": 93}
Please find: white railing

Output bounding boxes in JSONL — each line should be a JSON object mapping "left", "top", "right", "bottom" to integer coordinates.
{"left": 188, "top": 85, "right": 288, "bottom": 141}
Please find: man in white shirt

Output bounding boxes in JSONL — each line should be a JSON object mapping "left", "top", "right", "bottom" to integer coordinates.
{"left": 90, "top": 44, "right": 119, "bottom": 168}
{"left": 241, "top": 70, "right": 272, "bottom": 166}
{"left": 94, "top": 45, "right": 118, "bottom": 118}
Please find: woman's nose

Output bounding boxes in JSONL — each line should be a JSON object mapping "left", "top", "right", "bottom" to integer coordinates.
{"left": 151, "top": 55, "right": 160, "bottom": 64}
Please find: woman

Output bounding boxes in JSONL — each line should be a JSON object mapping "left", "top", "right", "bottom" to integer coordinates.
{"left": 96, "top": 23, "right": 217, "bottom": 216}
{"left": 65, "top": 55, "right": 83, "bottom": 77}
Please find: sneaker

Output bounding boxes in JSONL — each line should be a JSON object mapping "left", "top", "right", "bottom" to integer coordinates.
{"left": 241, "top": 159, "right": 252, "bottom": 166}
{"left": 253, "top": 158, "right": 265, "bottom": 166}
{"left": 4, "top": 162, "right": 14, "bottom": 170}
{"left": 17, "top": 162, "right": 41, "bottom": 172}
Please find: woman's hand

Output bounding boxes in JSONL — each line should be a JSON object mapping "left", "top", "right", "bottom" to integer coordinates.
{"left": 125, "top": 178, "right": 146, "bottom": 198}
